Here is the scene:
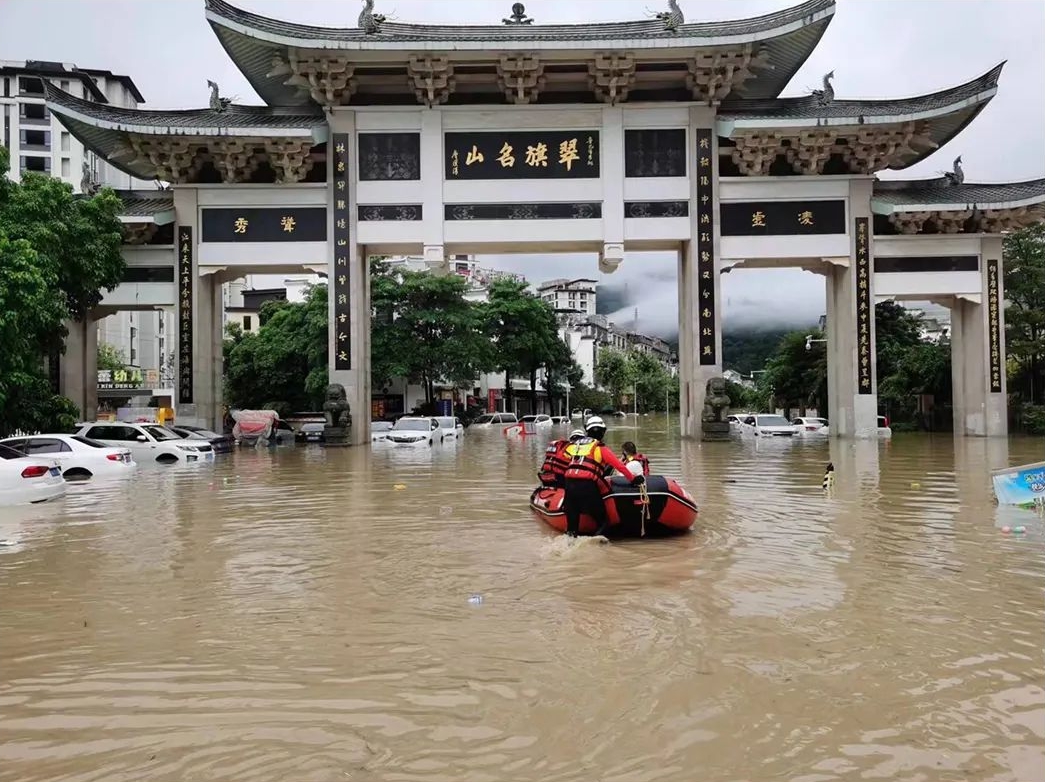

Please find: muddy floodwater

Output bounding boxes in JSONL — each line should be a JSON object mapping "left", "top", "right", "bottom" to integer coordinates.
{"left": 1, "top": 420, "right": 1042, "bottom": 782}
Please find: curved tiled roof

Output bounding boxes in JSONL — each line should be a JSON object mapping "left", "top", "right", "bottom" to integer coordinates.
{"left": 873, "top": 177, "right": 1045, "bottom": 211}
{"left": 114, "top": 190, "right": 175, "bottom": 222}
{"left": 44, "top": 83, "right": 327, "bottom": 180}
{"left": 718, "top": 63, "right": 1003, "bottom": 171}
{"left": 205, "top": 0, "right": 835, "bottom": 106}
{"left": 719, "top": 62, "right": 1003, "bottom": 122}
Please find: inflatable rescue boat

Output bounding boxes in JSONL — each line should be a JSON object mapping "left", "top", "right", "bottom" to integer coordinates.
{"left": 529, "top": 475, "right": 698, "bottom": 538}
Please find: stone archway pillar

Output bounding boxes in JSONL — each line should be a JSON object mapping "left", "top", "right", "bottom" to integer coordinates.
{"left": 826, "top": 178, "right": 879, "bottom": 438}
{"left": 59, "top": 318, "right": 99, "bottom": 421}
{"left": 679, "top": 106, "right": 721, "bottom": 438}
{"left": 951, "top": 235, "right": 1007, "bottom": 436}
{"left": 328, "top": 111, "right": 371, "bottom": 445}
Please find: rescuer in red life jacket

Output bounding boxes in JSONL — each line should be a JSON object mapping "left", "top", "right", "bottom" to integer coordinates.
{"left": 563, "top": 417, "right": 643, "bottom": 537}
{"left": 620, "top": 441, "right": 651, "bottom": 477}
{"left": 538, "top": 429, "right": 585, "bottom": 488}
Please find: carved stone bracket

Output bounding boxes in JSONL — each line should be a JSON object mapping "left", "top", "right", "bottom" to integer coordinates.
{"left": 497, "top": 54, "right": 545, "bottom": 105}
{"left": 599, "top": 243, "right": 624, "bottom": 274}
{"left": 588, "top": 52, "right": 636, "bottom": 105}
{"left": 118, "top": 134, "right": 208, "bottom": 183}
{"left": 121, "top": 223, "right": 158, "bottom": 245}
{"left": 687, "top": 46, "right": 768, "bottom": 104}
{"left": 730, "top": 121, "right": 936, "bottom": 176}
{"left": 210, "top": 139, "right": 264, "bottom": 184}
{"left": 268, "top": 49, "right": 358, "bottom": 107}
{"left": 979, "top": 206, "right": 1037, "bottom": 233}
{"left": 888, "top": 212, "right": 932, "bottom": 235}
{"left": 408, "top": 55, "right": 455, "bottom": 107}
{"left": 262, "top": 139, "right": 315, "bottom": 183}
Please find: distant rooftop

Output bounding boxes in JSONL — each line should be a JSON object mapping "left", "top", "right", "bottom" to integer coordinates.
{"left": 0, "top": 59, "right": 144, "bottom": 103}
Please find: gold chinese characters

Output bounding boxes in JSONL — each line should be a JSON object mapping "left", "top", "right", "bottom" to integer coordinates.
{"left": 233, "top": 217, "right": 248, "bottom": 234}
{"left": 280, "top": 216, "right": 296, "bottom": 233}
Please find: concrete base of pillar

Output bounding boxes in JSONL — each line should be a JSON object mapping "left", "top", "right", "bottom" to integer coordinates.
{"left": 701, "top": 420, "right": 731, "bottom": 441}
{"left": 60, "top": 319, "right": 98, "bottom": 421}
{"left": 322, "top": 425, "right": 351, "bottom": 447}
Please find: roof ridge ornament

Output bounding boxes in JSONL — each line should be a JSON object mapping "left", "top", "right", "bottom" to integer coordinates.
{"left": 503, "top": 3, "right": 534, "bottom": 25}
{"left": 650, "top": 0, "right": 684, "bottom": 32}
{"left": 811, "top": 70, "right": 834, "bottom": 107}
{"left": 207, "top": 80, "right": 233, "bottom": 112}
{"left": 358, "top": 0, "right": 386, "bottom": 35}
{"left": 943, "top": 155, "right": 964, "bottom": 186}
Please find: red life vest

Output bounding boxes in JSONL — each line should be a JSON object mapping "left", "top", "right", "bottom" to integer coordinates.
{"left": 627, "top": 453, "right": 651, "bottom": 475}
{"left": 538, "top": 439, "right": 570, "bottom": 485}
{"left": 564, "top": 438, "right": 611, "bottom": 492}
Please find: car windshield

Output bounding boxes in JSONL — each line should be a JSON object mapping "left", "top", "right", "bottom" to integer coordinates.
{"left": 474, "top": 415, "right": 494, "bottom": 424}
{"left": 372, "top": 422, "right": 392, "bottom": 431}
{"left": 521, "top": 415, "right": 537, "bottom": 423}
{"left": 302, "top": 423, "right": 325, "bottom": 432}
{"left": 71, "top": 436, "right": 106, "bottom": 448}
{"left": 757, "top": 415, "right": 791, "bottom": 427}
{"left": 436, "top": 417, "right": 454, "bottom": 428}
{"left": 142, "top": 425, "right": 179, "bottom": 441}
{"left": 393, "top": 419, "right": 429, "bottom": 432}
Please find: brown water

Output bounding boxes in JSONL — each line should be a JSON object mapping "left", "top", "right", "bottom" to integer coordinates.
{"left": 1, "top": 421, "right": 1043, "bottom": 782}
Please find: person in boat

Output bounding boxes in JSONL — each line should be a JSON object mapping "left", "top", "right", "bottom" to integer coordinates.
{"left": 563, "top": 416, "right": 643, "bottom": 537}
{"left": 538, "top": 429, "right": 585, "bottom": 488}
{"left": 620, "top": 441, "right": 651, "bottom": 477}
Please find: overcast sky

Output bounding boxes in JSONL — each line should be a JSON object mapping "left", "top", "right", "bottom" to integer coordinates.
{"left": 3, "top": 0, "right": 1042, "bottom": 335}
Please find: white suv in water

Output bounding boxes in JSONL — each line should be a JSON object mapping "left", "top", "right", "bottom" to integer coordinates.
{"left": 75, "top": 422, "right": 215, "bottom": 464}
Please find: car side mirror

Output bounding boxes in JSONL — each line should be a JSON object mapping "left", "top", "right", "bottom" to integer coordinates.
{"left": 136, "top": 435, "right": 148, "bottom": 442}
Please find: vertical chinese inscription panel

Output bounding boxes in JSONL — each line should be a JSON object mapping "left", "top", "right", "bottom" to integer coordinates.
{"left": 987, "top": 259, "right": 1002, "bottom": 393}
{"left": 695, "top": 129, "right": 717, "bottom": 366}
{"left": 332, "top": 133, "right": 351, "bottom": 372}
{"left": 854, "top": 217, "right": 873, "bottom": 395}
{"left": 177, "top": 226, "right": 193, "bottom": 404}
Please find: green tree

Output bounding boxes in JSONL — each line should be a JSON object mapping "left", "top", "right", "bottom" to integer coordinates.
{"left": 1004, "top": 224, "right": 1045, "bottom": 404}
{"left": 484, "top": 278, "right": 567, "bottom": 410}
{"left": 761, "top": 330, "right": 827, "bottom": 415}
{"left": 874, "top": 300, "right": 924, "bottom": 390}
{"left": 0, "top": 145, "right": 124, "bottom": 434}
{"left": 97, "top": 343, "right": 126, "bottom": 372}
{"left": 595, "top": 347, "right": 637, "bottom": 407}
{"left": 224, "top": 284, "right": 329, "bottom": 413}
{"left": 542, "top": 339, "right": 584, "bottom": 415}
{"left": 631, "top": 350, "right": 674, "bottom": 412}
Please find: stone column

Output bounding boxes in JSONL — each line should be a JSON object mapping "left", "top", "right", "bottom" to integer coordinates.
{"left": 59, "top": 318, "right": 99, "bottom": 421}
{"left": 827, "top": 178, "right": 879, "bottom": 438}
{"left": 328, "top": 111, "right": 369, "bottom": 444}
{"left": 680, "top": 106, "right": 720, "bottom": 438}
{"left": 951, "top": 235, "right": 1007, "bottom": 436}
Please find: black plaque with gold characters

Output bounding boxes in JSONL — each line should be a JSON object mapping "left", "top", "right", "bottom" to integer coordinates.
{"left": 200, "top": 208, "right": 327, "bottom": 242}
{"left": 177, "top": 226, "right": 193, "bottom": 405}
{"left": 987, "top": 258, "right": 1002, "bottom": 393}
{"left": 854, "top": 217, "right": 873, "bottom": 395}
{"left": 695, "top": 128, "right": 717, "bottom": 366}
{"left": 444, "top": 131, "right": 599, "bottom": 180}
{"left": 720, "top": 200, "right": 846, "bottom": 236}
{"left": 332, "top": 133, "right": 351, "bottom": 372}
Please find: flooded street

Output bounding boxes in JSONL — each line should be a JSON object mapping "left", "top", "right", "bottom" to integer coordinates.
{"left": 1, "top": 421, "right": 1042, "bottom": 782}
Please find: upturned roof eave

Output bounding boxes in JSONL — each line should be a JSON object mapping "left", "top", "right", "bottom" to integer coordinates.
{"left": 717, "top": 82, "right": 999, "bottom": 135}
{"left": 205, "top": 0, "right": 835, "bottom": 106}
{"left": 872, "top": 194, "right": 1045, "bottom": 214}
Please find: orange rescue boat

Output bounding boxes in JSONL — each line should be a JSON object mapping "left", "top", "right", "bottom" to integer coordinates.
{"left": 529, "top": 475, "right": 698, "bottom": 538}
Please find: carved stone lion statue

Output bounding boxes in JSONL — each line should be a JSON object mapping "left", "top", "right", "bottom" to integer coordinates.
{"left": 323, "top": 384, "right": 352, "bottom": 429}
{"left": 701, "top": 376, "right": 731, "bottom": 423}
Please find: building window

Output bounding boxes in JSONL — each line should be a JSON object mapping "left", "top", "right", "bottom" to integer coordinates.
{"left": 60, "top": 80, "right": 70, "bottom": 92}
{"left": 243, "top": 315, "right": 252, "bottom": 330}
{"left": 20, "top": 129, "right": 50, "bottom": 148}
{"left": 60, "top": 131, "right": 70, "bottom": 152}
{"left": 21, "top": 156, "right": 49, "bottom": 173}
{"left": 61, "top": 158, "right": 70, "bottom": 177}
{"left": 18, "top": 76, "right": 44, "bottom": 96}
{"left": 20, "top": 103, "right": 48, "bottom": 121}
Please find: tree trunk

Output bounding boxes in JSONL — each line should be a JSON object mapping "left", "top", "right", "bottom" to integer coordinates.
{"left": 504, "top": 370, "right": 512, "bottom": 413}
{"left": 530, "top": 367, "right": 538, "bottom": 414}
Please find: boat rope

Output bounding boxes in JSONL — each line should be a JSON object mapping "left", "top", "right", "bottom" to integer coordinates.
{"left": 638, "top": 481, "right": 651, "bottom": 537}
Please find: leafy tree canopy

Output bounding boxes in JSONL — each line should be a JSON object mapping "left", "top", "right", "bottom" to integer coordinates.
{"left": 0, "top": 145, "right": 124, "bottom": 434}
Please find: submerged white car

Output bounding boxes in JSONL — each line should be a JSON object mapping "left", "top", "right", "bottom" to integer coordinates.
{"left": 75, "top": 422, "right": 215, "bottom": 463}
{"left": 739, "top": 414, "right": 796, "bottom": 437}
{"left": 0, "top": 434, "right": 135, "bottom": 480}
{"left": 0, "top": 443, "right": 66, "bottom": 505}
{"left": 792, "top": 417, "right": 828, "bottom": 436}
{"left": 435, "top": 416, "right": 464, "bottom": 441}
{"left": 386, "top": 417, "right": 440, "bottom": 446}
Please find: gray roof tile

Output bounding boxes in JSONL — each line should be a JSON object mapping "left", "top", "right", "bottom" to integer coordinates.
{"left": 206, "top": 0, "right": 834, "bottom": 43}
{"left": 873, "top": 177, "right": 1045, "bottom": 207}
{"left": 43, "top": 81, "right": 325, "bottom": 132}
{"left": 720, "top": 62, "right": 1003, "bottom": 121}
{"left": 114, "top": 190, "right": 174, "bottom": 218}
